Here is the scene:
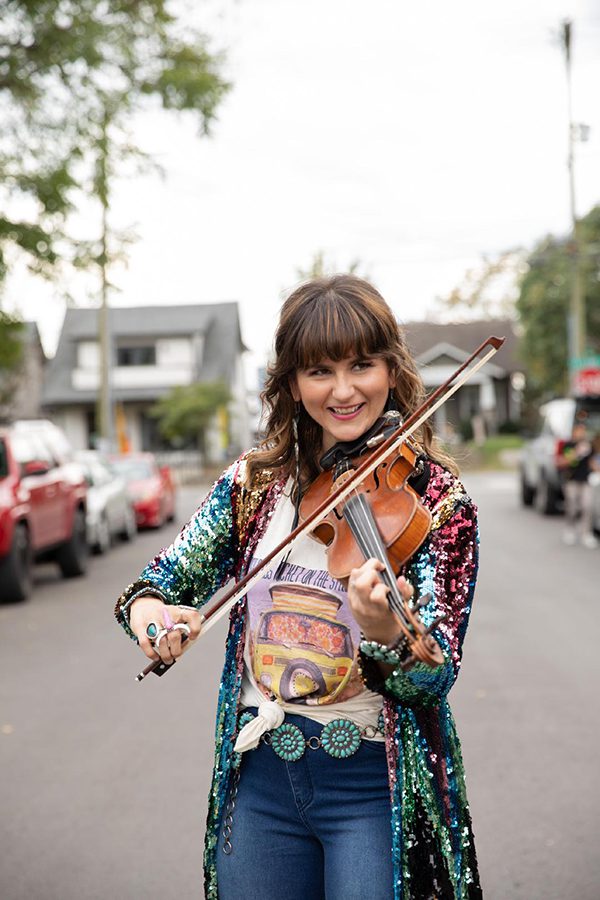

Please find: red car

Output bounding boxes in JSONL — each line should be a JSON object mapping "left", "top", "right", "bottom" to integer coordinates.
{"left": 0, "top": 421, "right": 88, "bottom": 603}
{"left": 109, "top": 453, "right": 176, "bottom": 529}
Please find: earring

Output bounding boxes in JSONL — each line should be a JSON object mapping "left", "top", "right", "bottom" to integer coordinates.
{"left": 385, "top": 389, "right": 403, "bottom": 423}
{"left": 292, "top": 402, "right": 300, "bottom": 485}
{"left": 274, "top": 403, "right": 302, "bottom": 581}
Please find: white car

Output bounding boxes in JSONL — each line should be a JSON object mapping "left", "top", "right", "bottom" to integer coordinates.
{"left": 520, "top": 396, "right": 600, "bottom": 522}
{"left": 76, "top": 451, "right": 137, "bottom": 553}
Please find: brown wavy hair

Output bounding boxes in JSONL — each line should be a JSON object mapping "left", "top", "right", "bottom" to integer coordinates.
{"left": 245, "top": 274, "right": 458, "bottom": 488}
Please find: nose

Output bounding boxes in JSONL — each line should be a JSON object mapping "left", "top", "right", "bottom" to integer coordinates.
{"left": 331, "top": 373, "right": 356, "bottom": 403}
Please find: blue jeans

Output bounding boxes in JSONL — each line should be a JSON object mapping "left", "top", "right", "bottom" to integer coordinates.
{"left": 216, "top": 714, "right": 393, "bottom": 899}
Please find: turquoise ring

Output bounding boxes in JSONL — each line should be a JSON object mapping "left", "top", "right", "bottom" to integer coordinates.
{"left": 146, "top": 622, "right": 159, "bottom": 639}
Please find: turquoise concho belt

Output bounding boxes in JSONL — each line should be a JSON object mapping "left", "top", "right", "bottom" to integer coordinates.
{"left": 233, "top": 710, "right": 385, "bottom": 765}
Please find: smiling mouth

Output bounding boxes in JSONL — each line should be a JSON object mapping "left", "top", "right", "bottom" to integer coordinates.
{"left": 328, "top": 403, "right": 365, "bottom": 418}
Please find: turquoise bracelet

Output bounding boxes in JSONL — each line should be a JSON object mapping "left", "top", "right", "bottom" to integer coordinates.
{"left": 359, "top": 638, "right": 402, "bottom": 666}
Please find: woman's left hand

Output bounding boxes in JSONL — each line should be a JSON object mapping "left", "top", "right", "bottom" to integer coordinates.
{"left": 347, "top": 558, "right": 414, "bottom": 645}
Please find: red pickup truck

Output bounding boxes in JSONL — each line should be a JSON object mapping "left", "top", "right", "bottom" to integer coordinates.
{"left": 0, "top": 420, "right": 88, "bottom": 603}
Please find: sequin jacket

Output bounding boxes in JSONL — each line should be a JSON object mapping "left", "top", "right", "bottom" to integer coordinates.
{"left": 115, "top": 455, "right": 482, "bottom": 900}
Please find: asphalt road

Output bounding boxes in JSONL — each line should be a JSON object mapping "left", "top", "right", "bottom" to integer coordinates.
{"left": 1, "top": 472, "right": 598, "bottom": 900}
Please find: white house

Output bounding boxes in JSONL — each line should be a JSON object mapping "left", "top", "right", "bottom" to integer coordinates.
{"left": 42, "top": 302, "right": 250, "bottom": 462}
{"left": 403, "top": 319, "right": 522, "bottom": 439}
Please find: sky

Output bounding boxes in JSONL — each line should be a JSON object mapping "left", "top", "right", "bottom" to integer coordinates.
{"left": 3, "top": 0, "right": 600, "bottom": 378}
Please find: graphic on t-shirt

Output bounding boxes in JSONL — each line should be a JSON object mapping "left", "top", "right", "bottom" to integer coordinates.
{"left": 252, "top": 582, "right": 354, "bottom": 703}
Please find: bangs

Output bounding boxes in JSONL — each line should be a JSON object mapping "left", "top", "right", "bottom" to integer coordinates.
{"left": 286, "top": 291, "right": 392, "bottom": 370}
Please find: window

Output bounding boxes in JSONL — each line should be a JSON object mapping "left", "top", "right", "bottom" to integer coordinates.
{"left": 117, "top": 346, "right": 156, "bottom": 366}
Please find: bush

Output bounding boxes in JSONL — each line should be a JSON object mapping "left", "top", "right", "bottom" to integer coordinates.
{"left": 498, "top": 419, "right": 522, "bottom": 435}
{"left": 458, "top": 419, "right": 474, "bottom": 442}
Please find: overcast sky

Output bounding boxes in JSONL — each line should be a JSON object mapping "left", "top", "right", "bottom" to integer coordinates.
{"left": 4, "top": 0, "right": 600, "bottom": 375}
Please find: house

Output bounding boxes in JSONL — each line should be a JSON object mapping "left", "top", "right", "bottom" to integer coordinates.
{"left": 42, "top": 302, "right": 250, "bottom": 461}
{"left": 402, "top": 319, "right": 522, "bottom": 439}
{"left": 0, "top": 321, "right": 46, "bottom": 420}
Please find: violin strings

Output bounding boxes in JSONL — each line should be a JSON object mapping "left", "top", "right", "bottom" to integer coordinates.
{"left": 343, "top": 485, "right": 411, "bottom": 629}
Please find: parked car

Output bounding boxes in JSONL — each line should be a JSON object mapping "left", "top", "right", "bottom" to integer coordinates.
{"left": 75, "top": 451, "right": 137, "bottom": 553}
{"left": 0, "top": 420, "right": 88, "bottom": 603}
{"left": 520, "top": 396, "right": 600, "bottom": 516}
{"left": 109, "top": 453, "right": 176, "bottom": 529}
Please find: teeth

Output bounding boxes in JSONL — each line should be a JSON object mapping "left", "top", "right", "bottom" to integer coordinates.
{"left": 331, "top": 404, "right": 361, "bottom": 414}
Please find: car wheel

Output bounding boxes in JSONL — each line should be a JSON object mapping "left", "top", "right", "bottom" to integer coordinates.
{"left": 520, "top": 470, "right": 535, "bottom": 507}
{"left": 120, "top": 506, "right": 137, "bottom": 542}
{"left": 535, "top": 474, "right": 559, "bottom": 516}
{"left": 0, "top": 523, "right": 32, "bottom": 603}
{"left": 93, "top": 515, "right": 111, "bottom": 555}
{"left": 280, "top": 659, "right": 327, "bottom": 701}
{"left": 57, "top": 508, "right": 89, "bottom": 578}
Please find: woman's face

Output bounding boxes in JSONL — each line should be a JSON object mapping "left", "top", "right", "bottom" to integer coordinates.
{"left": 291, "top": 356, "right": 395, "bottom": 453}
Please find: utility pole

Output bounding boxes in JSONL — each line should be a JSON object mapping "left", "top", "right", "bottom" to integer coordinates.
{"left": 97, "top": 104, "right": 114, "bottom": 451}
{"left": 562, "top": 19, "right": 587, "bottom": 389}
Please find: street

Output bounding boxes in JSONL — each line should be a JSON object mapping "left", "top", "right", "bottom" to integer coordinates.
{"left": 1, "top": 472, "right": 599, "bottom": 900}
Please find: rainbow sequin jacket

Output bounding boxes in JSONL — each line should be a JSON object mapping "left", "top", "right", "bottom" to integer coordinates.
{"left": 115, "top": 454, "right": 482, "bottom": 900}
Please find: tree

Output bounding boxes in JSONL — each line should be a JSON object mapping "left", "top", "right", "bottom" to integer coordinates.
{"left": 432, "top": 249, "right": 527, "bottom": 320}
{"left": 0, "top": 2, "right": 229, "bottom": 293}
{"left": 296, "top": 251, "right": 368, "bottom": 281}
{"left": 1, "top": 2, "right": 230, "bottom": 443}
{"left": 516, "top": 205, "right": 600, "bottom": 403}
{"left": 0, "top": 311, "right": 25, "bottom": 411}
{"left": 149, "top": 381, "right": 231, "bottom": 451}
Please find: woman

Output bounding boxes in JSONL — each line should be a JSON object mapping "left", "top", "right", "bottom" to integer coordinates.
{"left": 115, "top": 275, "right": 482, "bottom": 899}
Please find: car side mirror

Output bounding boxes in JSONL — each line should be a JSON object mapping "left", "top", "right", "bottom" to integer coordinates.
{"left": 22, "top": 459, "right": 50, "bottom": 477}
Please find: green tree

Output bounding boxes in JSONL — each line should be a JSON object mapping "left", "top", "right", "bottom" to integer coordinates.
{"left": 150, "top": 381, "right": 231, "bottom": 451}
{"left": 1, "top": 2, "right": 230, "bottom": 442}
{"left": 0, "top": 311, "right": 25, "bottom": 411}
{"left": 516, "top": 205, "right": 600, "bottom": 403}
{"left": 0, "top": 2, "right": 229, "bottom": 291}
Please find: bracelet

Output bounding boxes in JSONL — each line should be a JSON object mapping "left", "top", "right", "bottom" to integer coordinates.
{"left": 116, "top": 583, "right": 168, "bottom": 629}
{"left": 359, "top": 638, "right": 402, "bottom": 666}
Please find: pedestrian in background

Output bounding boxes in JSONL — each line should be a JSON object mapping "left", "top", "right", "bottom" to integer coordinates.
{"left": 114, "top": 275, "right": 482, "bottom": 899}
{"left": 557, "top": 421, "right": 598, "bottom": 548}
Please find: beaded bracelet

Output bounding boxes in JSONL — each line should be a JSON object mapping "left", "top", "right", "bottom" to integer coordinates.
{"left": 359, "top": 638, "right": 402, "bottom": 666}
{"left": 117, "top": 584, "right": 168, "bottom": 629}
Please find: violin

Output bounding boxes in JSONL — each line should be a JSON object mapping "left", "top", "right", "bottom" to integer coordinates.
{"left": 135, "top": 335, "right": 504, "bottom": 682}
{"left": 299, "top": 412, "right": 444, "bottom": 670}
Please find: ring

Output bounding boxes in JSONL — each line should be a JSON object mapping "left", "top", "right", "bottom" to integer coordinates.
{"left": 153, "top": 622, "right": 192, "bottom": 651}
{"left": 146, "top": 622, "right": 159, "bottom": 639}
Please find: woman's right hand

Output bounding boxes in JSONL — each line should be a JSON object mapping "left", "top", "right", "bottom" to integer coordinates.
{"left": 129, "top": 595, "right": 203, "bottom": 665}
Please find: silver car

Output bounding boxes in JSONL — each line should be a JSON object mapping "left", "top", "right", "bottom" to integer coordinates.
{"left": 76, "top": 451, "right": 137, "bottom": 553}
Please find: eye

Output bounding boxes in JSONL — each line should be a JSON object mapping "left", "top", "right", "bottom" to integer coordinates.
{"left": 352, "top": 359, "right": 374, "bottom": 371}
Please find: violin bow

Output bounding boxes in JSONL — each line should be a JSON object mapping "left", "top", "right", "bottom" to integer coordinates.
{"left": 136, "top": 335, "right": 504, "bottom": 682}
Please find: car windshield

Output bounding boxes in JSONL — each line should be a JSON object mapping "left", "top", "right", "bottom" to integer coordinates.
{"left": 111, "top": 458, "right": 155, "bottom": 480}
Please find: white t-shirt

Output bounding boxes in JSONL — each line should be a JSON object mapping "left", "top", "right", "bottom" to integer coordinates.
{"left": 240, "top": 482, "right": 384, "bottom": 738}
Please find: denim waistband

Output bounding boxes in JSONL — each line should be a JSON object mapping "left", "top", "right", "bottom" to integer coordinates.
{"left": 234, "top": 707, "right": 384, "bottom": 763}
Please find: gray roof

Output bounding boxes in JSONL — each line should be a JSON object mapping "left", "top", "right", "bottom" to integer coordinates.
{"left": 402, "top": 319, "right": 520, "bottom": 374}
{"left": 43, "top": 302, "right": 245, "bottom": 406}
